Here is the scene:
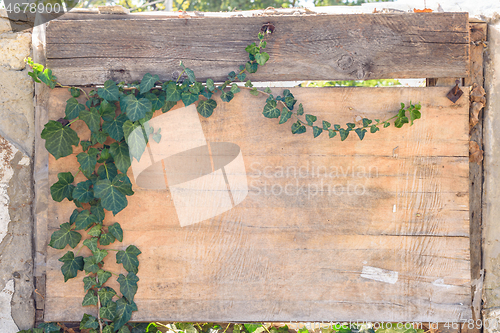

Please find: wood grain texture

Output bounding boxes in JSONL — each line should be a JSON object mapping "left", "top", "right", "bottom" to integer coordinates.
{"left": 43, "top": 87, "right": 470, "bottom": 322}
{"left": 466, "top": 22, "right": 486, "bottom": 325}
{"left": 45, "top": 13, "right": 469, "bottom": 86}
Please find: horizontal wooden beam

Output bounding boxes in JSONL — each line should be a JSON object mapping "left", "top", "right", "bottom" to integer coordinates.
{"left": 45, "top": 12, "right": 469, "bottom": 86}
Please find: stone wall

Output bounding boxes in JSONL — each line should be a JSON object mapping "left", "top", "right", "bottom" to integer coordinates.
{"left": 0, "top": 8, "right": 35, "bottom": 333}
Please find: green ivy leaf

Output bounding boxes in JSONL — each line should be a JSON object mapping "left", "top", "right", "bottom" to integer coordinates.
{"left": 83, "top": 237, "right": 99, "bottom": 252}
{"left": 76, "top": 151, "right": 98, "bottom": 178}
{"left": 328, "top": 129, "right": 337, "bottom": 138}
{"left": 322, "top": 121, "right": 331, "bottom": 130}
{"left": 117, "top": 272, "right": 139, "bottom": 301}
{"left": 284, "top": 96, "right": 295, "bottom": 110}
{"left": 230, "top": 84, "right": 241, "bottom": 94}
{"left": 181, "top": 92, "right": 198, "bottom": 107}
{"left": 94, "top": 179, "right": 128, "bottom": 215}
{"left": 305, "top": 114, "right": 317, "bottom": 126}
{"left": 184, "top": 68, "right": 196, "bottom": 83}
{"left": 206, "top": 79, "right": 216, "bottom": 92}
{"left": 355, "top": 128, "right": 367, "bottom": 140}
{"left": 69, "top": 209, "right": 79, "bottom": 225}
{"left": 41, "top": 120, "right": 80, "bottom": 159}
{"left": 98, "top": 286, "right": 116, "bottom": 307}
{"left": 255, "top": 52, "right": 270, "bottom": 66}
{"left": 99, "top": 100, "right": 117, "bottom": 122}
{"left": 98, "top": 80, "right": 120, "bottom": 102}
{"left": 80, "top": 140, "right": 92, "bottom": 152}
{"left": 334, "top": 124, "right": 341, "bottom": 130}
{"left": 394, "top": 116, "right": 409, "bottom": 128}
{"left": 370, "top": 125, "right": 380, "bottom": 133}
{"left": 49, "top": 223, "right": 82, "bottom": 249}
{"left": 250, "top": 88, "right": 259, "bottom": 96}
{"left": 38, "top": 68, "right": 56, "bottom": 89}
{"left": 384, "top": 122, "right": 390, "bottom": 128}
{"left": 109, "top": 141, "right": 131, "bottom": 174}
{"left": 37, "top": 323, "right": 60, "bottom": 333}
{"left": 108, "top": 222, "right": 124, "bottom": 242}
{"left": 83, "top": 255, "right": 101, "bottom": 274}
{"left": 410, "top": 107, "right": 421, "bottom": 125}
{"left": 245, "top": 80, "right": 253, "bottom": 88}
{"left": 99, "top": 232, "right": 115, "bottom": 246}
{"left": 220, "top": 90, "right": 234, "bottom": 103}
{"left": 88, "top": 224, "right": 102, "bottom": 237}
{"left": 65, "top": 97, "right": 86, "bottom": 120}
{"left": 90, "top": 201, "right": 105, "bottom": 223}
{"left": 116, "top": 245, "right": 141, "bottom": 274}
{"left": 263, "top": 100, "right": 280, "bottom": 119}
{"left": 165, "top": 82, "right": 182, "bottom": 102}
{"left": 297, "top": 103, "right": 304, "bottom": 116}
{"left": 291, "top": 121, "right": 306, "bottom": 135}
{"left": 91, "top": 130, "right": 108, "bottom": 144}
{"left": 279, "top": 109, "right": 292, "bottom": 124}
{"left": 339, "top": 128, "right": 349, "bottom": 141}
{"left": 114, "top": 298, "right": 138, "bottom": 331}
{"left": 97, "top": 163, "right": 118, "bottom": 182}
{"left": 123, "top": 121, "right": 146, "bottom": 162}
{"left": 112, "top": 174, "right": 134, "bottom": 195}
{"left": 146, "top": 92, "right": 165, "bottom": 111}
{"left": 83, "top": 276, "right": 97, "bottom": 292}
{"left": 97, "top": 270, "right": 113, "bottom": 288}
{"left": 75, "top": 210, "right": 98, "bottom": 230}
{"left": 80, "top": 313, "right": 99, "bottom": 330}
{"left": 126, "top": 96, "right": 152, "bottom": 122}
{"left": 162, "top": 100, "right": 177, "bottom": 113}
{"left": 245, "top": 43, "right": 259, "bottom": 55}
{"left": 237, "top": 73, "right": 246, "bottom": 81}
{"left": 194, "top": 95, "right": 217, "bottom": 116}
{"left": 362, "top": 118, "right": 372, "bottom": 127}
{"left": 82, "top": 290, "right": 98, "bottom": 306}
{"left": 69, "top": 87, "right": 81, "bottom": 98}
{"left": 79, "top": 107, "right": 101, "bottom": 133}
{"left": 73, "top": 180, "right": 94, "bottom": 203}
{"left": 245, "top": 62, "right": 258, "bottom": 74}
{"left": 100, "top": 300, "right": 117, "bottom": 320}
{"left": 50, "top": 172, "right": 75, "bottom": 202}
{"left": 59, "top": 251, "right": 84, "bottom": 282}
{"left": 346, "top": 123, "right": 356, "bottom": 130}
{"left": 139, "top": 73, "right": 159, "bottom": 94}
{"left": 313, "top": 126, "right": 323, "bottom": 138}
{"left": 103, "top": 113, "right": 128, "bottom": 141}
{"left": 97, "top": 148, "right": 111, "bottom": 163}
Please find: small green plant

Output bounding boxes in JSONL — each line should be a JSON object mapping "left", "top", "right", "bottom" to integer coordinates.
{"left": 24, "top": 23, "right": 421, "bottom": 333}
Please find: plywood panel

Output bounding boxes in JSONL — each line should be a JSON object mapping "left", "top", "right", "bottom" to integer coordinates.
{"left": 43, "top": 87, "right": 471, "bottom": 322}
{"left": 45, "top": 13, "right": 469, "bottom": 85}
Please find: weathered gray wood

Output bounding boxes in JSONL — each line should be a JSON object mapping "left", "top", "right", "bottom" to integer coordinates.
{"left": 45, "top": 12, "right": 469, "bottom": 86}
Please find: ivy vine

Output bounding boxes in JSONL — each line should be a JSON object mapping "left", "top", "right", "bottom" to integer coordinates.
{"left": 25, "top": 23, "right": 420, "bottom": 333}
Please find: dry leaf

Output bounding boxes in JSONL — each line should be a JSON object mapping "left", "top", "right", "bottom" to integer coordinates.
{"left": 470, "top": 101, "right": 484, "bottom": 129}
{"left": 354, "top": 115, "right": 363, "bottom": 127}
{"left": 471, "top": 85, "right": 486, "bottom": 104}
{"left": 469, "top": 141, "right": 484, "bottom": 164}
{"left": 414, "top": 8, "right": 433, "bottom": 12}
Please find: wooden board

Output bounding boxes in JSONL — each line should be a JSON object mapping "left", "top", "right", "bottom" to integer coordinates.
{"left": 44, "top": 87, "right": 470, "bottom": 322}
{"left": 45, "top": 12, "right": 469, "bottom": 86}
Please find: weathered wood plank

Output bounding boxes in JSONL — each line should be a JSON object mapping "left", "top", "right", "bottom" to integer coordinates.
{"left": 45, "top": 13, "right": 469, "bottom": 85}
{"left": 466, "top": 21, "right": 486, "bottom": 326}
{"left": 43, "top": 87, "right": 470, "bottom": 322}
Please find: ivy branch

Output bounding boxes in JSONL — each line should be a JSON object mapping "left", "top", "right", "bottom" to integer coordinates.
{"left": 25, "top": 22, "right": 421, "bottom": 333}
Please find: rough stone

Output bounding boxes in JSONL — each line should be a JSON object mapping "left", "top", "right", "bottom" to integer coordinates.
{"left": 0, "top": 18, "right": 11, "bottom": 34}
{"left": 0, "top": 67, "right": 34, "bottom": 156}
{"left": 0, "top": 32, "right": 31, "bottom": 70}
{"left": 0, "top": 134, "right": 34, "bottom": 332}
{"left": 482, "top": 21, "right": 500, "bottom": 333}
{"left": 0, "top": 280, "right": 18, "bottom": 332}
